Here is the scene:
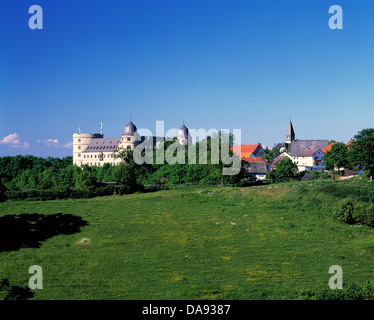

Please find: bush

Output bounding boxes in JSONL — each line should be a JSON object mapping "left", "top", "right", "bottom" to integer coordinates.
{"left": 295, "top": 280, "right": 374, "bottom": 300}
{"left": 355, "top": 202, "right": 374, "bottom": 228}
{"left": 114, "top": 163, "right": 143, "bottom": 195}
{"left": 95, "top": 185, "right": 116, "bottom": 197}
{"left": 4, "top": 190, "right": 27, "bottom": 200}
{"left": 308, "top": 170, "right": 331, "bottom": 180}
{"left": 335, "top": 198, "right": 356, "bottom": 224}
{"left": 335, "top": 198, "right": 374, "bottom": 228}
{"left": 70, "top": 188, "right": 92, "bottom": 199}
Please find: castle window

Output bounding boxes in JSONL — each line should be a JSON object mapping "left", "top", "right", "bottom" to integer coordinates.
{"left": 78, "top": 146, "right": 81, "bottom": 149}
{"left": 78, "top": 154, "right": 81, "bottom": 157}
{"left": 127, "top": 137, "right": 131, "bottom": 141}
{"left": 78, "top": 139, "right": 81, "bottom": 142}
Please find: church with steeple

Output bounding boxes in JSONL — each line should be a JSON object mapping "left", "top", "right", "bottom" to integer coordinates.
{"left": 273, "top": 119, "right": 330, "bottom": 172}
{"left": 72, "top": 120, "right": 190, "bottom": 167}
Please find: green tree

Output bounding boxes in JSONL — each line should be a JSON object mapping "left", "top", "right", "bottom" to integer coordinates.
{"left": 39, "top": 168, "right": 57, "bottom": 189}
{"left": 349, "top": 128, "right": 374, "bottom": 181}
{"left": 0, "top": 176, "right": 8, "bottom": 201}
{"left": 323, "top": 142, "right": 350, "bottom": 172}
{"left": 114, "top": 163, "right": 141, "bottom": 194}
{"left": 263, "top": 146, "right": 281, "bottom": 163}
{"left": 272, "top": 158, "right": 297, "bottom": 179}
{"left": 73, "top": 166, "right": 97, "bottom": 190}
{"left": 114, "top": 146, "right": 154, "bottom": 185}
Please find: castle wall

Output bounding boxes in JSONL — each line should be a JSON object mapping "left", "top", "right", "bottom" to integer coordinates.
{"left": 73, "top": 133, "right": 95, "bottom": 166}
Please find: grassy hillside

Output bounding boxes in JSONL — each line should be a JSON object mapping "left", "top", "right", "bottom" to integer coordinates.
{"left": 1, "top": 179, "right": 374, "bottom": 299}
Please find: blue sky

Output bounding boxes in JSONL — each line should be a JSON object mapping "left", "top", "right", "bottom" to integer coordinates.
{"left": 1, "top": 0, "right": 373, "bottom": 157}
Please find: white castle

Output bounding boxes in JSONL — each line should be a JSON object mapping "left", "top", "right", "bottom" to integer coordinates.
{"left": 73, "top": 121, "right": 191, "bottom": 167}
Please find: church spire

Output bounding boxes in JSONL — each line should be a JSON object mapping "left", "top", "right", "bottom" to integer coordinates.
{"left": 286, "top": 120, "right": 295, "bottom": 144}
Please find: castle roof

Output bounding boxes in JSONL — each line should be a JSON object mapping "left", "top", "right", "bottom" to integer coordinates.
{"left": 82, "top": 138, "right": 120, "bottom": 153}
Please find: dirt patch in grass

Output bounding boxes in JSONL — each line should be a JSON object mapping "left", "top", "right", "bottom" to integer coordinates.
{"left": 75, "top": 237, "right": 91, "bottom": 246}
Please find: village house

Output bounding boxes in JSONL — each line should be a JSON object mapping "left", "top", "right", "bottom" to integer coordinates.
{"left": 244, "top": 160, "right": 268, "bottom": 180}
{"left": 294, "top": 148, "right": 326, "bottom": 172}
{"left": 231, "top": 144, "right": 265, "bottom": 161}
{"left": 270, "top": 152, "right": 292, "bottom": 170}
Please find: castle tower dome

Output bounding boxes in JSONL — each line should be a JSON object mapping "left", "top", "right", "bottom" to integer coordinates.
{"left": 177, "top": 124, "right": 189, "bottom": 139}
{"left": 119, "top": 120, "right": 139, "bottom": 150}
{"left": 177, "top": 123, "right": 191, "bottom": 145}
{"left": 123, "top": 120, "right": 137, "bottom": 136}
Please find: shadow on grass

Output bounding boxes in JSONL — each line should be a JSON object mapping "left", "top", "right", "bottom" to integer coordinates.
{"left": 0, "top": 278, "right": 34, "bottom": 300}
{"left": 0, "top": 213, "right": 88, "bottom": 252}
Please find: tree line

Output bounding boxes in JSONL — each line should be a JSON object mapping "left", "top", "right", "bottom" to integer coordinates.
{"left": 1, "top": 127, "right": 373, "bottom": 201}
{"left": 0, "top": 133, "right": 246, "bottom": 201}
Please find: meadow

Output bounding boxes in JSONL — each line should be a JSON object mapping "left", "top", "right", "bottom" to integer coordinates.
{"left": 0, "top": 178, "right": 374, "bottom": 300}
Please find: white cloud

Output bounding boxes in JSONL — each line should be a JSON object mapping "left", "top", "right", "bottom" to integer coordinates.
{"left": 38, "top": 138, "right": 72, "bottom": 149}
{"left": 44, "top": 138, "right": 59, "bottom": 147}
{"left": 63, "top": 142, "right": 73, "bottom": 148}
{"left": 0, "top": 133, "right": 20, "bottom": 145}
{"left": 0, "top": 133, "right": 30, "bottom": 149}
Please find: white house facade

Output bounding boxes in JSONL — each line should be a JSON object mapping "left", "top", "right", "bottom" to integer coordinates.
{"left": 293, "top": 148, "right": 326, "bottom": 172}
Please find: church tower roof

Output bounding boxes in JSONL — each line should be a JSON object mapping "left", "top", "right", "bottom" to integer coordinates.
{"left": 286, "top": 120, "right": 295, "bottom": 144}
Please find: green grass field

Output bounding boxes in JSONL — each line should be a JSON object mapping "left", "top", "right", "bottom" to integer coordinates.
{"left": 1, "top": 179, "right": 374, "bottom": 300}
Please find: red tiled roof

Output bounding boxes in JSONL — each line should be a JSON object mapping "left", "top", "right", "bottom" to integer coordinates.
{"left": 243, "top": 157, "right": 271, "bottom": 166}
{"left": 322, "top": 142, "right": 336, "bottom": 153}
{"left": 323, "top": 141, "right": 353, "bottom": 152}
{"left": 231, "top": 144, "right": 260, "bottom": 157}
{"left": 347, "top": 140, "right": 353, "bottom": 150}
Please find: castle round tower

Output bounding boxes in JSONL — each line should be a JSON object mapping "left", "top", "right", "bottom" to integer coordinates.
{"left": 73, "top": 133, "right": 98, "bottom": 165}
